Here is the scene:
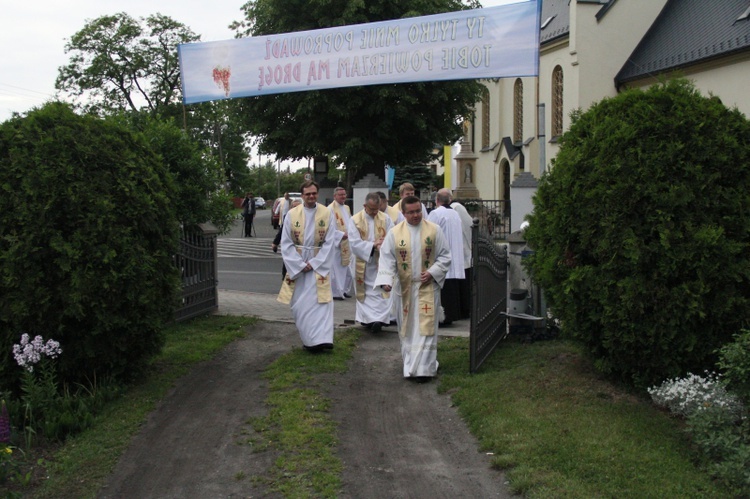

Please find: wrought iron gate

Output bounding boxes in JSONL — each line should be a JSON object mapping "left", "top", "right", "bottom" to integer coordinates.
{"left": 174, "top": 223, "right": 219, "bottom": 322}
{"left": 469, "top": 221, "right": 508, "bottom": 373}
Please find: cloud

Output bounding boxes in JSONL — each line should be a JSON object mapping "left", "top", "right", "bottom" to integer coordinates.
{"left": 0, "top": 0, "right": 240, "bottom": 121}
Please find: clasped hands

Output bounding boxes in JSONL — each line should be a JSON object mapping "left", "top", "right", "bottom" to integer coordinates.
{"left": 381, "top": 271, "right": 433, "bottom": 292}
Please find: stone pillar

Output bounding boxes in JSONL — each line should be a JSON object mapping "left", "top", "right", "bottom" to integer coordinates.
{"left": 352, "top": 173, "right": 388, "bottom": 213}
{"left": 509, "top": 172, "right": 538, "bottom": 233}
{"left": 453, "top": 125, "right": 479, "bottom": 199}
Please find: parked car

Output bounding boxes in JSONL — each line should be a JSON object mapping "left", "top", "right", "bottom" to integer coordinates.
{"left": 254, "top": 197, "right": 266, "bottom": 209}
{"left": 271, "top": 192, "right": 302, "bottom": 229}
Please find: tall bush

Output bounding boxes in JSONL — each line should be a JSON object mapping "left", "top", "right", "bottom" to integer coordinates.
{"left": 123, "top": 113, "right": 235, "bottom": 233}
{"left": 0, "top": 103, "right": 180, "bottom": 389}
{"left": 524, "top": 79, "right": 750, "bottom": 387}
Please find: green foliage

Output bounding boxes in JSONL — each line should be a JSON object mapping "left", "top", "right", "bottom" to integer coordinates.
{"left": 10, "top": 368, "right": 123, "bottom": 444}
{"left": 392, "top": 163, "right": 437, "bottom": 193}
{"left": 0, "top": 102, "right": 181, "bottom": 389}
{"left": 230, "top": 0, "right": 483, "bottom": 177}
{"left": 686, "top": 406, "right": 750, "bottom": 497}
{"left": 56, "top": 13, "right": 252, "bottom": 200}
{"left": 122, "top": 113, "right": 235, "bottom": 232}
{"left": 717, "top": 329, "right": 750, "bottom": 405}
{"left": 244, "top": 160, "right": 310, "bottom": 202}
{"left": 176, "top": 100, "right": 253, "bottom": 197}
{"left": 56, "top": 13, "right": 199, "bottom": 114}
{"left": 524, "top": 79, "right": 750, "bottom": 388}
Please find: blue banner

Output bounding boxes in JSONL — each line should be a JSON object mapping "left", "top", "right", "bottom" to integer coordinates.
{"left": 179, "top": 1, "right": 539, "bottom": 104}
{"left": 385, "top": 164, "right": 396, "bottom": 189}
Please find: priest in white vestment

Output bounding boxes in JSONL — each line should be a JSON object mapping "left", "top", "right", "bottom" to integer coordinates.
{"left": 348, "top": 192, "right": 394, "bottom": 332}
{"left": 427, "top": 189, "right": 466, "bottom": 326}
{"left": 377, "top": 190, "right": 404, "bottom": 225}
{"left": 328, "top": 186, "right": 354, "bottom": 300}
{"left": 451, "top": 198, "right": 474, "bottom": 319}
{"left": 278, "top": 181, "right": 337, "bottom": 352}
{"left": 377, "top": 190, "right": 402, "bottom": 325}
{"left": 393, "top": 182, "right": 427, "bottom": 217}
{"left": 375, "top": 196, "right": 451, "bottom": 382}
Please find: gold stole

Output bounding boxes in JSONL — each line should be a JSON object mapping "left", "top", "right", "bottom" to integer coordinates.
{"left": 385, "top": 205, "right": 400, "bottom": 224}
{"left": 393, "top": 199, "right": 403, "bottom": 214}
{"left": 277, "top": 204, "right": 332, "bottom": 304}
{"left": 328, "top": 201, "right": 351, "bottom": 266}
{"left": 392, "top": 221, "right": 439, "bottom": 337}
{"left": 351, "top": 210, "right": 389, "bottom": 303}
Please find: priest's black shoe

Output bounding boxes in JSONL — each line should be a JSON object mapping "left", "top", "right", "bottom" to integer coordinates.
{"left": 303, "top": 343, "right": 333, "bottom": 353}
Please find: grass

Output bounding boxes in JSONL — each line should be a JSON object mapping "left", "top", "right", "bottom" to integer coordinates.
{"left": 25, "top": 315, "right": 258, "bottom": 498}
{"left": 14, "top": 317, "right": 732, "bottom": 498}
{"left": 438, "top": 335, "right": 730, "bottom": 498}
{"left": 244, "top": 328, "right": 360, "bottom": 497}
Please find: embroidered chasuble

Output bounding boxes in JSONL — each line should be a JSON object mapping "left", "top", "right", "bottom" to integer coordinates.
{"left": 391, "top": 221, "right": 439, "bottom": 337}
{"left": 328, "top": 201, "right": 351, "bottom": 266}
{"left": 277, "top": 204, "right": 332, "bottom": 304}
{"left": 385, "top": 205, "right": 401, "bottom": 224}
{"left": 351, "top": 210, "right": 389, "bottom": 303}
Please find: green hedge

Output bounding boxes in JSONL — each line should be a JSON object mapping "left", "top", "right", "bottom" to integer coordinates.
{"left": 0, "top": 103, "right": 180, "bottom": 389}
{"left": 525, "top": 79, "right": 750, "bottom": 387}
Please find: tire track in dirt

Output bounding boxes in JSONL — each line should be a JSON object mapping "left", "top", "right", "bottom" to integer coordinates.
{"left": 327, "top": 329, "right": 511, "bottom": 499}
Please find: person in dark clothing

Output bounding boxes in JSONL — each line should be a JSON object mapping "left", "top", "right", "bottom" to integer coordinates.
{"left": 241, "top": 192, "right": 256, "bottom": 237}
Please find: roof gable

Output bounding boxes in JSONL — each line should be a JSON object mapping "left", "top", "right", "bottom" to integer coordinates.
{"left": 540, "top": 0, "right": 570, "bottom": 45}
{"left": 616, "top": 0, "right": 750, "bottom": 85}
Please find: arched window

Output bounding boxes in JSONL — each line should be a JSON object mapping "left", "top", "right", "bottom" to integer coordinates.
{"left": 513, "top": 78, "right": 523, "bottom": 144}
{"left": 552, "top": 65, "right": 564, "bottom": 138}
{"left": 481, "top": 86, "right": 490, "bottom": 150}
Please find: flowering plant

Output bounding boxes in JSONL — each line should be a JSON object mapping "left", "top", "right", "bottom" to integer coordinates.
{"left": 648, "top": 371, "right": 744, "bottom": 419}
{"left": 12, "top": 334, "right": 62, "bottom": 373}
{"left": 12, "top": 334, "right": 63, "bottom": 444}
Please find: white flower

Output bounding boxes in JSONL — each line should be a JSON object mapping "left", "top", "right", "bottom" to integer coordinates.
{"left": 648, "top": 371, "right": 744, "bottom": 418}
{"left": 12, "top": 334, "right": 63, "bottom": 373}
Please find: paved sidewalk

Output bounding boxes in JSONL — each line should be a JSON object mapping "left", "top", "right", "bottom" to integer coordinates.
{"left": 217, "top": 289, "right": 470, "bottom": 337}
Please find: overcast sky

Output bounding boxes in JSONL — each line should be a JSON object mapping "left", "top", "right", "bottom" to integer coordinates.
{"left": 0, "top": 0, "right": 245, "bottom": 122}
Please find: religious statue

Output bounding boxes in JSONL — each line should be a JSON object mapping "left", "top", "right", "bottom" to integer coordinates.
{"left": 464, "top": 164, "right": 472, "bottom": 184}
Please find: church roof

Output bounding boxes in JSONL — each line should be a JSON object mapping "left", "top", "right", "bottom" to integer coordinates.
{"left": 539, "top": 0, "right": 570, "bottom": 45}
{"left": 616, "top": 0, "right": 750, "bottom": 86}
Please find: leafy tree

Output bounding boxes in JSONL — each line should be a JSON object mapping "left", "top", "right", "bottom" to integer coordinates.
{"left": 56, "top": 12, "right": 199, "bottom": 114}
{"left": 0, "top": 103, "right": 181, "bottom": 389}
{"left": 229, "top": 0, "right": 483, "bottom": 180}
{"left": 242, "top": 160, "right": 311, "bottom": 201}
{"left": 247, "top": 161, "right": 284, "bottom": 201}
{"left": 176, "top": 101, "right": 253, "bottom": 197}
{"left": 524, "top": 79, "right": 750, "bottom": 388}
{"left": 57, "top": 13, "right": 250, "bottom": 224}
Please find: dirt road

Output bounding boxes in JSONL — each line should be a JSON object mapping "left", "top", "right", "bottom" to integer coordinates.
{"left": 99, "top": 321, "right": 511, "bottom": 498}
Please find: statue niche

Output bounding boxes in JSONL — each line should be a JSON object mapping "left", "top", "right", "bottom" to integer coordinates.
{"left": 464, "top": 163, "right": 472, "bottom": 184}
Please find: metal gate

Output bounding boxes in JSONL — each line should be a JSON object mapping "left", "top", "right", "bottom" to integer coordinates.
{"left": 469, "top": 222, "right": 508, "bottom": 373}
{"left": 174, "top": 223, "right": 219, "bottom": 322}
